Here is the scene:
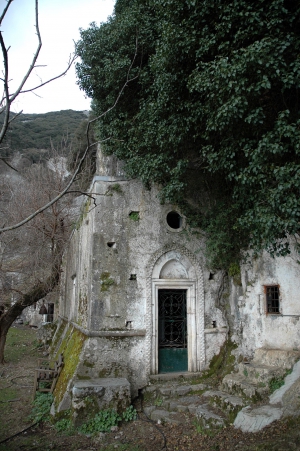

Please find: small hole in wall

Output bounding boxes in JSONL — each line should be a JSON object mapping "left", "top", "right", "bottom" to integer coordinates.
{"left": 129, "top": 274, "right": 137, "bottom": 281}
{"left": 209, "top": 272, "right": 215, "bottom": 280}
{"left": 166, "top": 211, "right": 182, "bottom": 229}
{"left": 107, "top": 242, "right": 116, "bottom": 248}
{"left": 126, "top": 321, "right": 132, "bottom": 329}
{"left": 212, "top": 320, "right": 217, "bottom": 328}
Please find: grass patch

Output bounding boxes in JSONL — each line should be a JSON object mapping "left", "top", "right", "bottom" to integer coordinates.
{"left": 0, "top": 387, "right": 18, "bottom": 403}
{"left": 4, "top": 327, "right": 37, "bottom": 363}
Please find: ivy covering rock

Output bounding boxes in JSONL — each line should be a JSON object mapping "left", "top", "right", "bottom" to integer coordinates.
{"left": 76, "top": 0, "right": 300, "bottom": 268}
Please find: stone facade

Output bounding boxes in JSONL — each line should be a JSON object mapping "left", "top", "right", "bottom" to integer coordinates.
{"left": 57, "top": 147, "right": 300, "bottom": 407}
{"left": 231, "top": 248, "right": 300, "bottom": 358}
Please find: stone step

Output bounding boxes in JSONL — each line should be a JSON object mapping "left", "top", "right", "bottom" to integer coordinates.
{"left": 149, "top": 372, "right": 202, "bottom": 383}
{"left": 143, "top": 382, "right": 207, "bottom": 400}
{"left": 195, "top": 404, "right": 225, "bottom": 429}
{"left": 237, "top": 362, "right": 286, "bottom": 384}
{"left": 202, "top": 390, "right": 245, "bottom": 420}
{"left": 222, "top": 373, "right": 269, "bottom": 398}
{"left": 164, "top": 395, "right": 202, "bottom": 412}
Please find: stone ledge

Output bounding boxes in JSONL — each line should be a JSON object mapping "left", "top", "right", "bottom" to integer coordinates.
{"left": 58, "top": 316, "right": 146, "bottom": 337}
{"left": 204, "top": 328, "right": 228, "bottom": 334}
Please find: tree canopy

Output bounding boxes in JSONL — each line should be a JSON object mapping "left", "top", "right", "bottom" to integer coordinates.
{"left": 75, "top": 0, "right": 300, "bottom": 268}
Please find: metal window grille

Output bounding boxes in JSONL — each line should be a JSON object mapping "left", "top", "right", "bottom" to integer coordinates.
{"left": 158, "top": 289, "right": 187, "bottom": 349}
{"left": 266, "top": 286, "right": 280, "bottom": 314}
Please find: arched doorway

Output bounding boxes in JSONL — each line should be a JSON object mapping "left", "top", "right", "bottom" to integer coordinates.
{"left": 149, "top": 249, "right": 205, "bottom": 374}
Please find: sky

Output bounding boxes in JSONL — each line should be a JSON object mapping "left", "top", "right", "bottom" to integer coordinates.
{"left": 0, "top": 0, "right": 115, "bottom": 114}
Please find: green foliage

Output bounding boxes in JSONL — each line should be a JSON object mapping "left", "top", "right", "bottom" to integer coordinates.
{"left": 154, "top": 397, "right": 163, "bottom": 407}
{"left": 109, "top": 183, "right": 123, "bottom": 194}
{"left": 269, "top": 369, "right": 292, "bottom": 393}
{"left": 228, "top": 263, "right": 241, "bottom": 278}
{"left": 54, "top": 418, "right": 74, "bottom": 433}
{"left": 121, "top": 405, "right": 137, "bottom": 422}
{"left": 78, "top": 406, "right": 137, "bottom": 434}
{"left": 76, "top": 0, "right": 300, "bottom": 267}
{"left": 73, "top": 199, "right": 91, "bottom": 230}
{"left": 129, "top": 211, "right": 139, "bottom": 221}
{"left": 30, "top": 393, "right": 53, "bottom": 423}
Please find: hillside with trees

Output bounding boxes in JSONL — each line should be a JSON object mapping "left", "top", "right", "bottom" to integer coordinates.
{"left": 75, "top": 0, "right": 300, "bottom": 268}
{"left": 1, "top": 110, "right": 88, "bottom": 163}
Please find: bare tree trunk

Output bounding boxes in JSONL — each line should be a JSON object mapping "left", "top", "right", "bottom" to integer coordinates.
{"left": 0, "top": 252, "right": 62, "bottom": 364}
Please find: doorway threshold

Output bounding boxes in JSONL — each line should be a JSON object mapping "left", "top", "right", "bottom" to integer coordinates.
{"left": 149, "top": 372, "right": 202, "bottom": 382}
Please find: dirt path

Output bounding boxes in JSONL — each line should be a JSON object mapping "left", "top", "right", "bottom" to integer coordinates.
{"left": 0, "top": 325, "right": 300, "bottom": 451}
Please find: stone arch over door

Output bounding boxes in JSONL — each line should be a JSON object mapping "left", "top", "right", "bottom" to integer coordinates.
{"left": 145, "top": 246, "right": 205, "bottom": 375}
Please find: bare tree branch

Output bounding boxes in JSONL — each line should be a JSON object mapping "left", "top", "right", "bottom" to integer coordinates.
{"left": 20, "top": 54, "right": 77, "bottom": 94}
{"left": 0, "top": 0, "right": 75, "bottom": 145}
{"left": 0, "top": 35, "right": 141, "bottom": 233}
{"left": 0, "top": 0, "right": 13, "bottom": 25}
{"left": 0, "top": 157, "right": 18, "bottom": 172}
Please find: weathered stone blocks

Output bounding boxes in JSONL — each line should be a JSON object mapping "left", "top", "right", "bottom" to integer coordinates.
{"left": 71, "top": 378, "right": 131, "bottom": 426}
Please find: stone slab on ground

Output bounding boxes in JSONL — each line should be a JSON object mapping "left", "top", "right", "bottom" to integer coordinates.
{"left": 234, "top": 405, "right": 283, "bottom": 432}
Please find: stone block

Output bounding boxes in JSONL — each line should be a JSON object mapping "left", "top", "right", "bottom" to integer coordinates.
{"left": 159, "top": 387, "right": 172, "bottom": 396}
{"left": 253, "top": 348, "right": 300, "bottom": 369}
{"left": 173, "top": 386, "right": 191, "bottom": 396}
{"left": 72, "top": 378, "right": 131, "bottom": 426}
{"left": 189, "top": 383, "right": 207, "bottom": 392}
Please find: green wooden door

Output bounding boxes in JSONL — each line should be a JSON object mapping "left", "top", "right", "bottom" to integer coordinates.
{"left": 158, "top": 289, "right": 187, "bottom": 373}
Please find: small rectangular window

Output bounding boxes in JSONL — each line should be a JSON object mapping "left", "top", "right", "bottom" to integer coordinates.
{"left": 266, "top": 285, "right": 280, "bottom": 314}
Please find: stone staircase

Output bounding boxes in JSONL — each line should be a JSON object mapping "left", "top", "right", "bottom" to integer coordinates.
{"left": 140, "top": 374, "right": 246, "bottom": 429}
{"left": 139, "top": 348, "right": 300, "bottom": 431}
{"left": 222, "top": 348, "right": 300, "bottom": 400}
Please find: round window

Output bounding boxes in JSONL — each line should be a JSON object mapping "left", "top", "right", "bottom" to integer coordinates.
{"left": 166, "top": 211, "right": 182, "bottom": 229}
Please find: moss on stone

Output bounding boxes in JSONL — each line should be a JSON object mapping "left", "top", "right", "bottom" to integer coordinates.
{"left": 192, "top": 338, "right": 237, "bottom": 386}
{"left": 53, "top": 326, "right": 86, "bottom": 408}
{"left": 83, "top": 360, "right": 95, "bottom": 368}
{"left": 100, "top": 272, "right": 115, "bottom": 292}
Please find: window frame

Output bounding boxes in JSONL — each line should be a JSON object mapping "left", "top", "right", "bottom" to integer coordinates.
{"left": 264, "top": 284, "right": 280, "bottom": 315}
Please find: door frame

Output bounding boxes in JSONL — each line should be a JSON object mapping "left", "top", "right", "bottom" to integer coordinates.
{"left": 151, "top": 279, "right": 197, "bottom": 374}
